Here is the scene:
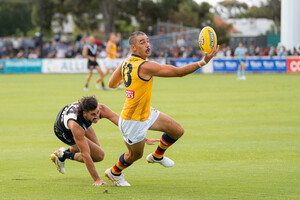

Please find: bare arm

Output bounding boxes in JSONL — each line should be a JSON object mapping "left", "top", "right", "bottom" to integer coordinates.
{"left": 108, "top": 65, "right": 123, "bottom": 88}
{"left": 99, "top": 104, "right": 119, "bottom": 125}
{"left": 140, "top": 45, "right": 219, "bottom": 78}
{"left": 68, "top": 120, "right": 102, "bottom": 183}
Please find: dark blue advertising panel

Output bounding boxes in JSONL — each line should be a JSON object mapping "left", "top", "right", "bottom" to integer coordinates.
{"left": 174, "top": 58, "right": 202, "bottom": 73}
{"left": 247, "top": 59, "right": 286, "bottom": 72}
{"left": 213, "top": 59, "right": 239, "bottom": 72}
{"left": 0, "top": 59, "right": 42, "bottom": 73}
{"left": 213, "top": 58, "right": 287, "bottom": 73}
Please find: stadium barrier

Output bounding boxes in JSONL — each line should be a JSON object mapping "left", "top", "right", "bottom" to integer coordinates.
{"left": 213, "top": 57, "right": 287, "bottom": 73}
{"left": 0, "top": 59, "right": 42, "bottom": 73}
{"left": 0, "top": 57, "right": 299, "bottom": 74}
{"left": 41, "top": 58, "right": 166, "bottom": 73}
{"left": 287, "top": 57, "right": 300, "bottom": 73}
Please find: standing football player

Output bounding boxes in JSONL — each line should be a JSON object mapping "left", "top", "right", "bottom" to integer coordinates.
{"left": 235, "top": 42, "right": 247, "bottom": 80}
{"left": 104, "top": 32, "right": 118, "bottom": 75}
{"left": 82, "top": 35, "right": 108, "bottom": 91}
{"left": 105, "top": 31, "right": 219, "bottom": 186}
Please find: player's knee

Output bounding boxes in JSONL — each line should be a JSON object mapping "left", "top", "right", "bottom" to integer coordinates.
{"left": 93, "top": 152, "right": 105, "bottom": 162}
{"left": 177, "top": 125, "right": 184, "bottom": 136}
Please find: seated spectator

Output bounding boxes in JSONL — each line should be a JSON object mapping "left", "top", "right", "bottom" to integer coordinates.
{"left": 65, "top": 45, "right": 75, "bottom": 58}
{"left": 28, "top": 48, "right": 39, "bottom": 59}
{"left": 292, "top": 47, "right": 299, "bottom": 56}
{"left": 16, "top": 48, "right": 25, "bottom": 59}
{"left": 225, "top": 47, "right": 232, "bottom": 57}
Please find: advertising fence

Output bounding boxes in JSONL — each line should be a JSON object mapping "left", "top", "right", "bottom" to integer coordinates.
{"left": 287, "top": 58, "right": 300, "bottom": 73}
{"left": 213, "top": 58, "right": 287, "bottom": 73}
{"left": 0, "top": 57, "right": 299, "bottom": 74}
{"left": 0, "top": 59, "right": 42, "bottom": 73}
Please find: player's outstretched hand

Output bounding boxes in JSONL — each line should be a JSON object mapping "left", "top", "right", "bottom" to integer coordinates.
{"left": 145, "top": 138, "right": 160, "bottom": 145}
{"left": 92, "top": 179, "right": 107, "bottom": 186}
{"left": 203, "top": 45, "right": 220, "bottom": 64}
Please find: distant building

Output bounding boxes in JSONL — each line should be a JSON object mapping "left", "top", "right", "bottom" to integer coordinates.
{"left": 225, "top": 18, "right": 275, "bottom": 36}
{"left": 223, "top": 18, "right": 279, "bottom": 49}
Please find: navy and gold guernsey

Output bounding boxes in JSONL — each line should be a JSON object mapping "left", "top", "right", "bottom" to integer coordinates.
{"left": 120, "top": 54, "right": 153, "bottom": 121}
{"left": 54, "top": 102, "right": 97, "bottom": 145}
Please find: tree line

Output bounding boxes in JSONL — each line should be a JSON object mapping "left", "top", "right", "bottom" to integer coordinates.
{"left": 0, "top": 0, "right": 280, "bottom": 44}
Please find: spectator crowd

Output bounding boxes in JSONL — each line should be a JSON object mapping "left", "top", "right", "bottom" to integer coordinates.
{"left": 1, "top": 32, "right": 300, "bottom": 60}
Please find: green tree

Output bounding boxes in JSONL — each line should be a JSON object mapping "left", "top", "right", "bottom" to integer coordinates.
{"left": 31, "top": 0, "right": 65, "bottom": 36}
{"left": 170, "top": 0, "right": 199, "bottom": 27}
{"left": 212, "top": 21, "right": 232, "bottom": 46}
{"left": 237, "top": 0, "right": 281, "bottom": 33}
{"left": 0, "top": 1, "right": 35, "bottom": 36}
{"left": 216, "top": 0, "right": 248, "bottom": 18}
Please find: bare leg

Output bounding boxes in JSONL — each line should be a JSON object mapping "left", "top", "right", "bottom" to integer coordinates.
{"left": 73, "top": 138, "right": 105, "bottom": 163}
{"left": 148, "top": 112, "right": 184, "bottom": 162}
{"left": 72, "top": 127, "right": 104, "bottom": 162}
{"left": 95, "top": 66, "right": 105, "bottom": 83}
{"left": 85, "top": 68, "right": 93, "bottom": 87}
{"left": 123, "top": 140, "right": 145, "bottom": 163}
{"left": 149, "top": 112, "right": 184, "bottom": 139}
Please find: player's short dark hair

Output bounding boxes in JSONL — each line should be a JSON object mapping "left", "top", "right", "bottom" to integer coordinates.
{"left": 128, "top": 31, "right": 146, "bottom": 45}
{"left": 77, "top": 95, "right": 98, "bottom": 115}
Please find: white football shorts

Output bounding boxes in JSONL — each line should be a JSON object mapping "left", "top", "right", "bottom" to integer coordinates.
{"left": 105, "top": 57, "right": 117, "bottom": 69}
{"left": 118, "top": 108, "right": 160, "bottom": 145}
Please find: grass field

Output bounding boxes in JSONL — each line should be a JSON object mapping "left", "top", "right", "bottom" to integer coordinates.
{"left": 0, "top": 73, "right": 299, "bottom": 200}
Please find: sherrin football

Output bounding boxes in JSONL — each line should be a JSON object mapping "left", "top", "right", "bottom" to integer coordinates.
{"left": 198, "top": 26, "right": 217, "bottom": 54}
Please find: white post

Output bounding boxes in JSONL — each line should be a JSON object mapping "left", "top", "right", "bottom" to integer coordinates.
{"left": 281, "top": 0, "right": 300, "bottom": 51}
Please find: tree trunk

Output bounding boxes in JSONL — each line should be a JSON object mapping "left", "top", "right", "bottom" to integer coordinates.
{"left": 99, "top": 0, "right": 116, "bottom": 41}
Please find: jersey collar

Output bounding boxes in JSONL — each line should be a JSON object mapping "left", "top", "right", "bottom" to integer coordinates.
{"left": 131, "top": 54, "right": 146, "bottom": 60}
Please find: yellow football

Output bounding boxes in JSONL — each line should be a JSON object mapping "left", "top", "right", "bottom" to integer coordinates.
{"left": 198, "top": 26, "right": 217, "bottom": 54}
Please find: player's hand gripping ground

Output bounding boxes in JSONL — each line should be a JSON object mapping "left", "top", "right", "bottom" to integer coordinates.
{"left": 203, "top": 45, "right": 220, "bottom": 64}
{"left": 92, "top": 179, "right": 107, "bottom": 186}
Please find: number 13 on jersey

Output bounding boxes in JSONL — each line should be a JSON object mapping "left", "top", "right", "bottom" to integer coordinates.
{"left": 122, "top": 62, "right": 132, "bottom": 87}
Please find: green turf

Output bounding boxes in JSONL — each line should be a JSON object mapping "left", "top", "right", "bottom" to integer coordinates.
{"left": 0, "top": 73, "right": 299, "bottom": 200}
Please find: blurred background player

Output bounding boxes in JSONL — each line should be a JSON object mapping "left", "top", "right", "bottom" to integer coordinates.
{"left": 104, "top": 32, "right": 118, "bottom": 75}
{"left": 50, "top": 95, "right": 158, "bottom": 186}
{"left": 104, "top": 32, "right": 124, "bottom": 88}
{"left": 105, "top": 31, "right": 219, "bottom": 186}
{"left": 82, "top": 35, "right": 107, "bottom": 91}
{"left": 234, "top": 42, "right": 247, "bottom": 80}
